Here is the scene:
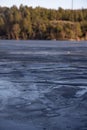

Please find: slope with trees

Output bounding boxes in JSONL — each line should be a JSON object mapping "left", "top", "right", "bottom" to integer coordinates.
{"left": 0, "top": 5, "right": 87, "bottom": 40}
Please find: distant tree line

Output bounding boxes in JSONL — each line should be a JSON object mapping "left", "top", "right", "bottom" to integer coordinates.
{"left": 0, "top": 5, "right": 87, "bottom": 40}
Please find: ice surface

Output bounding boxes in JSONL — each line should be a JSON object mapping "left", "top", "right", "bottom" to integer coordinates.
{"left": 0, "top": 40, "right": 87, "bottom": 130}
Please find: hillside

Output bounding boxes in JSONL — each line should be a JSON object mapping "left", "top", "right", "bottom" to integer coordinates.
{"left": 0, "top": 6, "right": 87, "bottom": 40}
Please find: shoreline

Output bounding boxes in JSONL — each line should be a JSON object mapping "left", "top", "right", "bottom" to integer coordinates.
{"left": 0, "top": 38, "right": 87, "bottom": 41}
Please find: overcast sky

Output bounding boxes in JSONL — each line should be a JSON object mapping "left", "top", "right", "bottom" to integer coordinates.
{"left": 0, "top": 0, "right": 87, "bottom": 9}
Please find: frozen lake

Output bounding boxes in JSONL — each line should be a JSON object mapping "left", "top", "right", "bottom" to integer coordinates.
{"left": 0, "top": 40, "right": 87, "bottom": 130}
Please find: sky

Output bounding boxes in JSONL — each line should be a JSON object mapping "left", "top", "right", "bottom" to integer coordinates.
{"left": 0, "top": 0, "right": 87, "bottom": 9}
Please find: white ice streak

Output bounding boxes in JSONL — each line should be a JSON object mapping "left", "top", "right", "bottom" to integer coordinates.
{"left": 9, "top": 51, "right": 69, "bottom": 55}
{"left": 75, "top": 86, "right": 87, "bottom": 97}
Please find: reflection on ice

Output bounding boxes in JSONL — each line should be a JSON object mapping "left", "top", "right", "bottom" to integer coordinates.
{"left": 21, "top": 84, "right": 40, "bottom": 101}
{"left": 0, "top": 80, "right": 41, "bottom": 108}
{"left": 0, "top": 80, "right": 20, "bottom": 110}
{"left": 0, "top": 80, "right": 20, "bottom": 97}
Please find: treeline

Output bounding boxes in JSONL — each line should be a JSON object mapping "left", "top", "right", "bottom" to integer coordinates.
{"left": 0, "top": 5, "right": 87, "bottom": 40}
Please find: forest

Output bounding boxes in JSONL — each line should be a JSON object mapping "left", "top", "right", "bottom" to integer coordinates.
{"left": 0, "top": 5, "right": 87, "bottom": 40}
